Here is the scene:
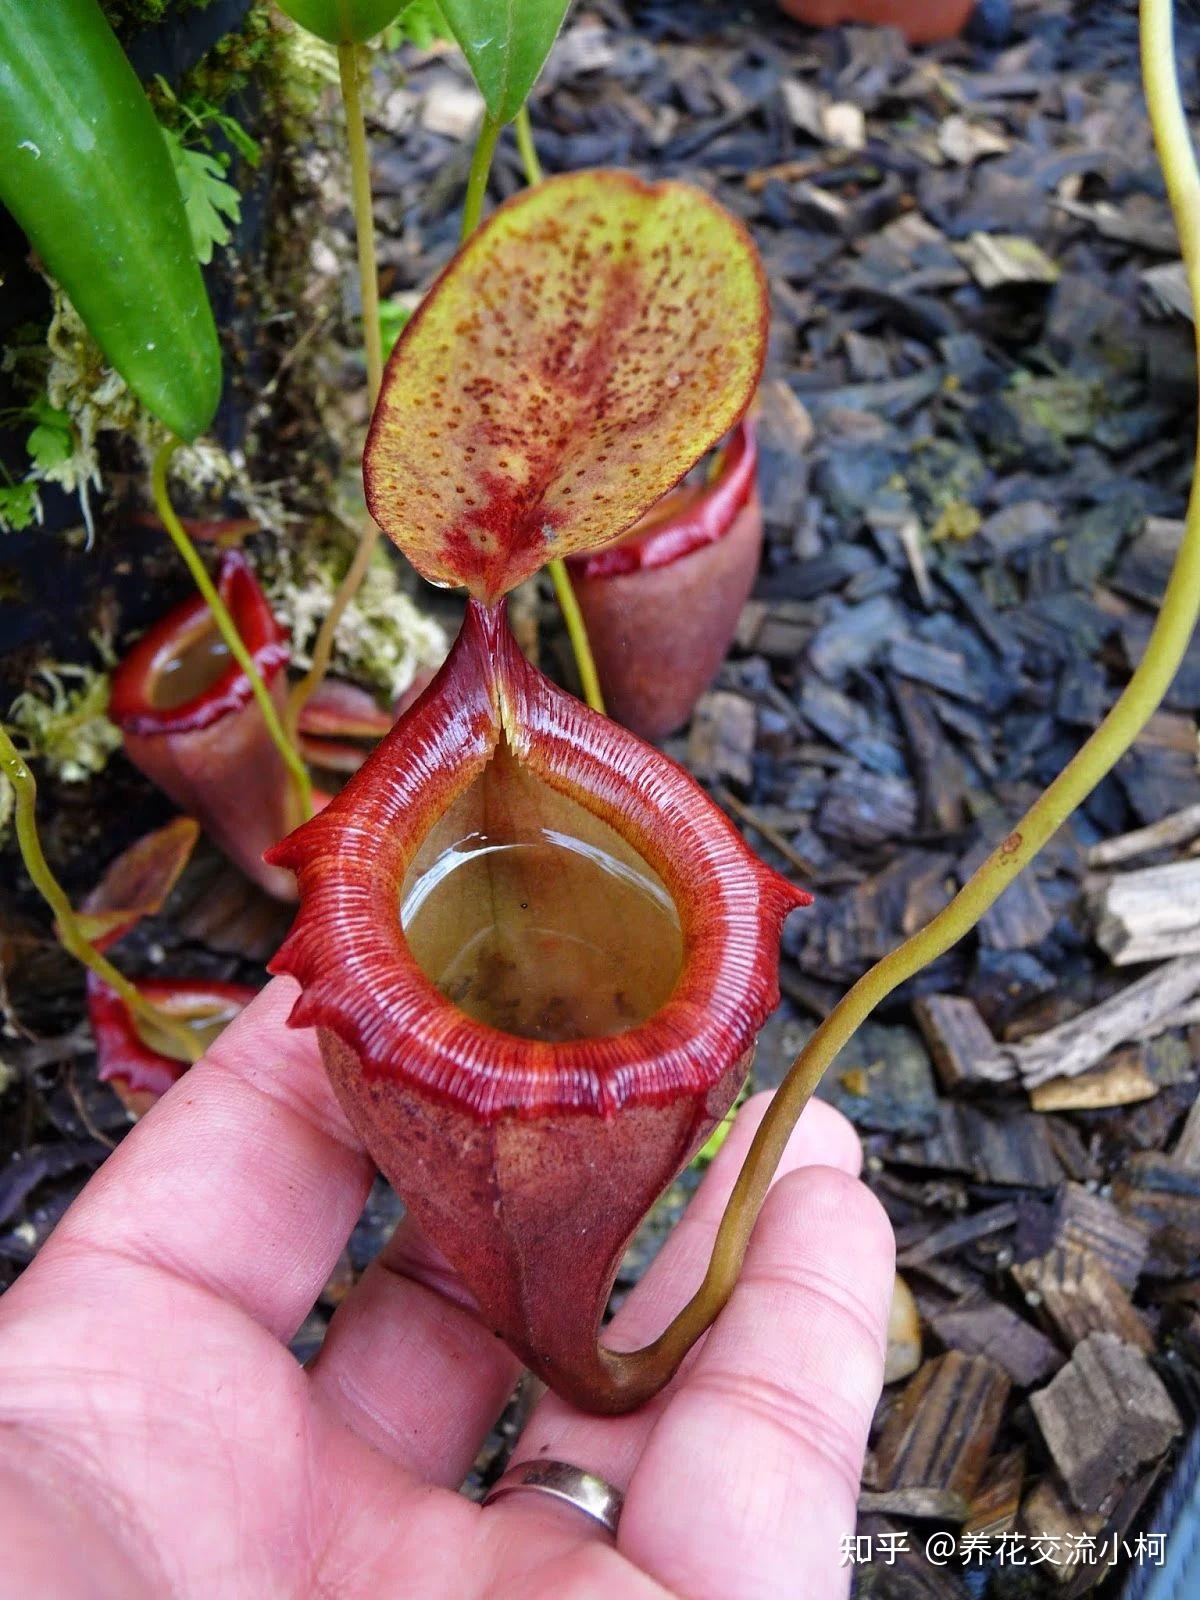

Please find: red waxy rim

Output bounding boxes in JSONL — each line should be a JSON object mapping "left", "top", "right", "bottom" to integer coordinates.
{"left": 109, "top": 551, "right": 288, "bottom": 736}
{"left": 568, "top": 420, "right": 758, "bottom": 581}
{"left": 268, "top": 602, "right": 810, "bottom": 1121}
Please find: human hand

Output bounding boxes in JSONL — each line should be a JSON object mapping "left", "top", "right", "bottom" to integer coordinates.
{"left": 0, "top": 978, "right": 894, "bottom": 1599}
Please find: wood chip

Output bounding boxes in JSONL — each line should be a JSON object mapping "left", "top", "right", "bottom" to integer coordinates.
{"left": 1142, "top": 260, "right": 1193, "bottom": 322}
{"left": 418, "top": 80, "right": 485, "bottom": 140}
{"left": 1092, "top": 859, "right": 1200, "bottom": 963}
{"left": 815, "top": 769, "right": 918, "bottom": 849}
{"left": 913, "top": 993, "right": 1013, "bottom": 1091}
{"left": 858, "top": 1486, "right": 965, "bottom": 1519}
{"left": 938, "top": 114, "right": 1010, "bottom": 166}
{"left": 687, "top": 692, "right": 756, "bottom": 786}
{"left": 1112, "top": 1151, "right": 1200, "bottom": 1278}
{"left": 1001, "top": 957, "right": 1200, "bottom": 1087}
{"left": 964, "top": 1448, "right": 1026, "bottom": 1539}
{"left": 780, "top": 78, "right": 864, "bottom": 150}
{"left": 890, "top": 678, "right": 969, "bottom": 835}
{"left": 873, "top": 1352, "right": 1011, "bottom": 1520}
{"left": 1172, "top": 1093, "right": 1200, "bottom": 1170}
{"left": 1020, "top": 1475, "right": 1105, "bottom": 1563}
{"left": 958, "top": 232, "right": 1061, "bottom": 289}
{"left": 897, "top": 1201, "right": 1017, "bottom": 1268}
{"left": 1012, "top": 1243, "right": 1153, "bottom": 1353}
{"left": 1029, "top": 1332, "right": 1181, "bottom": 1515}
{"left": 932, "top": 1299, "right": 1063, "bottom": 1388}
{"left": 1053, "top": 1185, "right": 1148, "bottom": 1292}
{"left": 1029, "top": 1048, "right": 1159, "bottom": 1112}
{"left": 964, "top": 1108, "right": 1064, "bottom": 1188}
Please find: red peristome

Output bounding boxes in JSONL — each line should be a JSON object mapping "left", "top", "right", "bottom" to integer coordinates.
{"left": 298, "top": 678, "right": 395, "bottom": 777}
{"left": 569, "top": 420, "right": 757, "bottom": 580}
{"left": 109, "top": 550, "right": 288, "bottom": 737}
{"left": 88, "top": 972, "right": 256, "bottom": 1117}
{"left": 268, "top": 600, "right": 809, "bottom": 1120}
{"left": 109, "top": 552, "right": 299, "bottom": 901}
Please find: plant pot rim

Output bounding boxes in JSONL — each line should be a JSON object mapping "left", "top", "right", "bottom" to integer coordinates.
{"left": 567, "top": 419, "right": 757, "bottom": 581}
{"left": 268, "top": 600, "right": 810, "bottom": 1121}
{"left": 109, "top": 550, "right": 288, "bottom": 736}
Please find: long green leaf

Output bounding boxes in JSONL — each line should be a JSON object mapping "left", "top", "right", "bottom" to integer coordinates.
{"left": 438, "top": 0, "right": 570, "bottom": 125}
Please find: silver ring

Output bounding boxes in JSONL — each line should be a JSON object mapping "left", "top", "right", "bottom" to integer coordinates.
{"left": 483, "top": 1458, "right": 623, "bottom": 1536}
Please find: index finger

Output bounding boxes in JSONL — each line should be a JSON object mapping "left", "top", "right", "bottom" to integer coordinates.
{"left": 12, "top": 977, "right": 374, "bottom": 1343}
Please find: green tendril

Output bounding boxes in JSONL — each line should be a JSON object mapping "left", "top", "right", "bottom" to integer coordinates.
{"left": 151, "top": 438, "right": 314, "bottom": 820}
{"left": 0, "top": 726, "right": 203, "bottom": 1065}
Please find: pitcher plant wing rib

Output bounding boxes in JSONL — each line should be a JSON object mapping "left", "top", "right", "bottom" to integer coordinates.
{"left": 363, "top": 169, "right": 768, "bottom": 603}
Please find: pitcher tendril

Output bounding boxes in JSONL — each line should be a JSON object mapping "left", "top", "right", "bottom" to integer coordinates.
{"left": 0, "top": 727, "right": 203, "bottom": 1066}
{"left": 151, "top": 439, "right": 314, "bottom": 821}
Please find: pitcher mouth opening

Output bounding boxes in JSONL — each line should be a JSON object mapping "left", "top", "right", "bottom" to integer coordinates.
{"left": 268, "top": 601, "right": 810, "bottom": 1120}
{"left": 110, "top": 551, "right": 288, "bottom": 737}
{"left": 400, "top": 736, "right": 684, "bottom": 1044}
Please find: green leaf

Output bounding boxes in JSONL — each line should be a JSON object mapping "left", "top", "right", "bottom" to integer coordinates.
{"left": 391, "top": 0, "right": 450, "bottom": 47}
{"left": 378, "top": 296, "right": 413, "bottom": 359}
{"left": 26, "top": 402, "right": 74, "bottom": 470}
{"left": 277, "top": 0, "right": 407, "bottom": 44}
{"left": 208, "top": 108, "right": 263, "bottom": 167}
{"left": 0, "top": 481, "right": 41, "bottom": 532}
{"left": 437, "top": 0, "right": 570, "bottom": 124}
{"left": 163, "top": 129, "right": 242, "bottom": 265}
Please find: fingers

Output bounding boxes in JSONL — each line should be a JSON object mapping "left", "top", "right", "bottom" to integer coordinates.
{"left": 308, "top": 1213, "right": 521, "bottom": 1487}
{"left": 499, "top": 1093, "right": 862, "bottom": 1497}
{"left": 12, "top": 977, "right": 374, "bottom": 1343}
{"left": 620, "top": 1165, "right": 895, "bottom": 1600}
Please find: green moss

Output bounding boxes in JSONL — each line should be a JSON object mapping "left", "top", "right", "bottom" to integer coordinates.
{"left": 101, "top": 0, "right": 218, "bottom": 41}
{"left": 1008, "top": 372, "right": 1106, "bottom": 444}
{"left": 905, "top": 436, "right": 988, "bottom": 521}
{"left": 6, "top": 664, "right": 121, "bottom": 785}
{"left": 263, "top": 523, "right": 446, "bottom": 704}
{"left": 16, "top": 280, "right": 286, "bottom": 540}
{"left": 172, "top": 8, "right": 275, "bottom": 112}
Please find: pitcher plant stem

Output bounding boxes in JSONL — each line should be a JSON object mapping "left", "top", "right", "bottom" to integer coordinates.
{"left": 548, "top": 556, "right": 607, "bottom": 713}
{"left": 461, "top": 113, "right": 501, "bottom": 241}
{"left": 598, "top": 0, "right": 1200, "bottom": 1406}
{"left": 286, "top": 41, "right": 386, "bottom": 745}
{"left": 511, "top": 104, "right": 607, "bottom": 714}
{"left": 151, "top": 439, "right": 314, "bottom": 821}
{"left": 0, "top": 727, "right": 203, "bottom": 1065}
